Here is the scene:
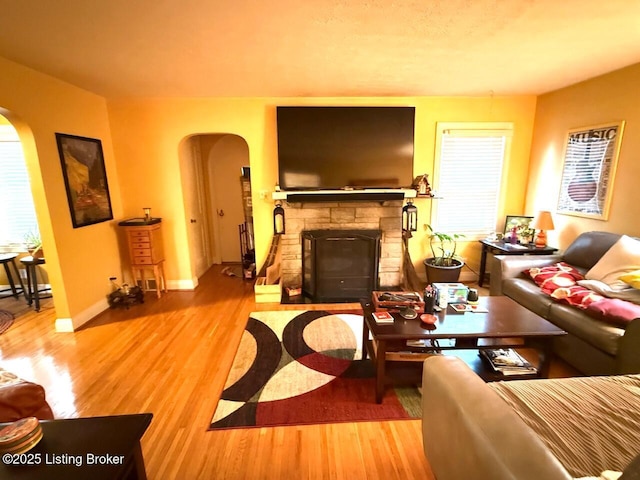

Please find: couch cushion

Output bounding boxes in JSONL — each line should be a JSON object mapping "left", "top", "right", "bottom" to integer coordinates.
{"left": 563, "top": 232, "right": 622, "bottom": 271}
{"left": 586, "top": 235, "right": 640, "bottom": 290}
{"left": 548, "top": 303, "right": 623, "bottom": 355}
{"left": 503, "top": 278, "right": 555, "bottom": 319}
{"left": 488, "top": 374, "right": 640, "bottom": 478}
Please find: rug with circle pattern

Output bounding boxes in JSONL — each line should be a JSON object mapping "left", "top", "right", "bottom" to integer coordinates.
{"left": 210, "top": 310, "right": 421, "bottom": 430}
{"left": 0, "top": 310, "right": 14, "bottom": 336}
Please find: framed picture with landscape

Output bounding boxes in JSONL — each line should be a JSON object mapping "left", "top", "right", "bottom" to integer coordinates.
{"left": 55, "top": 133, "right": 114, "bottom": 228}
{"left": 557, "top": 121, "right": 625, "bottom": 220}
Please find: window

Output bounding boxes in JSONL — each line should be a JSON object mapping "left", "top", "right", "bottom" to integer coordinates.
{"left": 0, "top": 124, "right": 39, "bottom": 248}
{"left": 431, "top": 123, "right": 513, "bottom": 238}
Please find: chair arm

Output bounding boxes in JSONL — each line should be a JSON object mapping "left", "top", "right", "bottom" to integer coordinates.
{"left": 490, "top": 254, "right": 563, "bottom": 296}
{"left": 0, "top": 381, "right": 54, "bottom": 423}
{"left": 617, "top": 318, "right": 640, "bottom": 374}
{"left": 422, "top": 356, "right": 571, "bottom": 480}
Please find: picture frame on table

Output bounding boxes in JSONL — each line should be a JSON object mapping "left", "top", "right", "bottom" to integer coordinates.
{"left": 55, "top": 133, "right": 114, "bottom": 228}
{"left": 503, "top": 215, "right": 534, "bottom": 244}
{"left": 557, "top": 121, "right": 625, "bottom": 221}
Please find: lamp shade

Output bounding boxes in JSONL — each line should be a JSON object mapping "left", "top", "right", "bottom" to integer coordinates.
{"left": 531, "top": 211, "right": 555, "bottom": 231}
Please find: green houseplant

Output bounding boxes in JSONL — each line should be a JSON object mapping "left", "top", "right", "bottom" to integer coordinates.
{"left": 423, "top": 225, "right": 465, "bottom": 283}
{"left": 24, "top": 231, "right": 43, "bottom": 258}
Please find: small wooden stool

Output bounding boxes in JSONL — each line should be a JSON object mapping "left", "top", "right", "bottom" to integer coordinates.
{"left": 131, "top": 261, "right": 166, "bottom": 299}
{"left": 19, "top": 256, "right": 52, "bottom": 312}
{"left": 0, "top": 253, "right": 26, "bottom": 300}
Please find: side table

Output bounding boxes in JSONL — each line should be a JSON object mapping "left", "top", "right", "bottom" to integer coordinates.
{"left": 19, "top": 256, "right": 52, "bottom": 312}
{"left": 478, "top": 239, "right": 558, "bottom": 287}
{"left": 0, "top": 413, "right": 152, "bottom": 480}
{"left": 0, "top": 253, "right": 26, "bottom": 300}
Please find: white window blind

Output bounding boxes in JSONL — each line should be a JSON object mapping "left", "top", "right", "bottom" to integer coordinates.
{"left": 432, "top": 127, "right": 510, "bottom": 237}
{"left": 0, "top": 125, "right": 39, "bottom": 247}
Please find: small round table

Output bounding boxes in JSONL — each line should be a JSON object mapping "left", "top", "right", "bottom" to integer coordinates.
{"left": 0, "top": 253, "right": 26, "bottom": 300}
{"left": 19, "top": 256, "right": 52, "bottom": 312}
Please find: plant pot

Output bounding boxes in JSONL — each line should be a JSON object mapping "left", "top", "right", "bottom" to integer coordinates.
{"left": 423, "top": 258, "right": 464, "bottom": 284}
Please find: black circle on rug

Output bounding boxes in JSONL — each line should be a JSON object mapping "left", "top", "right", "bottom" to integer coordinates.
{"left": 221, "top": 316, "right": 282, "bottom": 402}
{"left": 0, "top": 310, "right": 15, "bottom": 336}
{"left": 281, "top": 310, "right": 335, "bottom": 360}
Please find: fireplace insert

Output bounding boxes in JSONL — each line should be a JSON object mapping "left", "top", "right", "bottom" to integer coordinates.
{"left": 302, "top": 229, "right": 381, "bottom": 302}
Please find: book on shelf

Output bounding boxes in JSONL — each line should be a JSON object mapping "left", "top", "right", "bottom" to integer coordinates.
{"left": 372, "top": 311, "right": 394, "bottom": 324}
{"left": 479, "top": 348, "right": 537, "bottom": 375}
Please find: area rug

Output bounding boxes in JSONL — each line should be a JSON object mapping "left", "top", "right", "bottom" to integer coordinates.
{"left": 0, "top": 310, "right": 14, "bottom": 336}
{"left": 210, "top": 310, "right": 421, "bottom": 430}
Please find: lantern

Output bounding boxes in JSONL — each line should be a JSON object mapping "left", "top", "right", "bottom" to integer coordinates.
{"left": 402, "top": 200, "right": 417, "bottom": 233}
{"left": 273, "top": 202, "right": 285, "bottom": 235}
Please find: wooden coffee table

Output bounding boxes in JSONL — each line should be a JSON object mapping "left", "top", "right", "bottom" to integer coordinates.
{"left": 361, "top": 296, "right": 566, "bottom": 403}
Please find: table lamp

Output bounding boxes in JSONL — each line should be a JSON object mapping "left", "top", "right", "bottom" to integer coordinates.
{"left": 531, "top": 210, "right": 555, "bottom": 248}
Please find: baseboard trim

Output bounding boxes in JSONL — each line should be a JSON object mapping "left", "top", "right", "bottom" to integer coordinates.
{"left": 166, "top": 278, "right": 197, "bottom": 291}
{"left": 55, "top": 297, "right": 110, "bottom": 332}
{"left": 54, "top": 318, "right": 74, "bottom": 332}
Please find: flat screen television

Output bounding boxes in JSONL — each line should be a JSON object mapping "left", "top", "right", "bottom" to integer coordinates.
{"left": 276, "top": 106, "right": 415, "bottom": 191}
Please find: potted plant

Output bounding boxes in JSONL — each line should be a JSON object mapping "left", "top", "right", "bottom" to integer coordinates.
{"left": 24, "top": 231, "right": 43, "bottom": 259}
{"left": 423, "top": 225, "right": 465, "bottom": 283}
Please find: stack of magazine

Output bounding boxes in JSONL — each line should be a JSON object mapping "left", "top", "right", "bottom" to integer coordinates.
{"left": 479, "top": 348, "right": 537, "bottom": 376}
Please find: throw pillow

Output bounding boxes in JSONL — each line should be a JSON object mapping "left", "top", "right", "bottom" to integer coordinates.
{"left": 620, "top": 270, "right": 640, "bottom": 290}
{"left": 551, "top": 285, "right": 603, "bottom": 309}
{"left": 525, "top": 262, "right": 584, "bottom": 294}
{"left": 585, "top": 298, "right": 640, "bottom": 327}
{"left": 578, "top": 279, "right": 640, "bottom": 306}
{"left": 586, "top": 235, "right": 640, "bottom": 290}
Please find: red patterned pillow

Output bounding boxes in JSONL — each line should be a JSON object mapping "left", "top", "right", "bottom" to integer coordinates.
{"left": 550, "top": 285, "right": 604, "bottom": 309}
{"left": 525, "top": 262, "right": 584, "bottom": 294}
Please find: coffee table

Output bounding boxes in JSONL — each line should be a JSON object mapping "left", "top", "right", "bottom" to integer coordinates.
{"left": 361, "top": 296, "right": 566, "bottom": 403}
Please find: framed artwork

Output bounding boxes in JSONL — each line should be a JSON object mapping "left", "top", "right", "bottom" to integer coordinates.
{"left": 504, "top": 215, "right": 534, "bottom": 243}
{"left": 557, "top": 121, "right": 625, "bottom": 220}
{"left": 55, "top": 133, "right": 114, "bottom": 228}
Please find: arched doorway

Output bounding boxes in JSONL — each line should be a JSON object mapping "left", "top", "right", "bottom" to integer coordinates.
{"left": 0, "top": 113, "right": 50, "bottom": 316}
{"left": 179, "top": 134, "right": 251, "bottom": 281}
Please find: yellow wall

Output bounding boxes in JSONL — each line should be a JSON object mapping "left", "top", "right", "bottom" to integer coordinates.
{"left": 526, "top": 63, "right": 640, "bottom": 249}
{"left": 0, "top": 56, "right": 124, "bottom": 329}
{"left": 108, "top": 96, "right": 537, "bottom": 283}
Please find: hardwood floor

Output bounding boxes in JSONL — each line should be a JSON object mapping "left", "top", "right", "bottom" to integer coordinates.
{"left": 0, "top": 266, "right": 435, "bottom": 479}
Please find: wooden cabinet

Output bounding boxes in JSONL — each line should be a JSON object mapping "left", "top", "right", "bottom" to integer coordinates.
{"left": 119, "top": 219, "right": 167, "bottom": 298}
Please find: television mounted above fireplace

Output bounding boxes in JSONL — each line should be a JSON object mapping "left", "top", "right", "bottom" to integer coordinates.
{"left": 276, "top": 106, "right": 415, "bottom": 192}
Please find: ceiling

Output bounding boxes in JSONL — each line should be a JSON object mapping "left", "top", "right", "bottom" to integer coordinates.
{"left": 1, "top": 0, "right": 640, "bottom": 99}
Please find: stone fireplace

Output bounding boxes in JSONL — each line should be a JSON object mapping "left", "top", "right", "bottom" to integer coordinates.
{"left": 279, "top": 199, "right": 404, "bottom": 299}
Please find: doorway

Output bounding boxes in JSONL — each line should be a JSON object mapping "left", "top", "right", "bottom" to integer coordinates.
{"left": 180, "top": 134, "right": 251, "bottom": 281}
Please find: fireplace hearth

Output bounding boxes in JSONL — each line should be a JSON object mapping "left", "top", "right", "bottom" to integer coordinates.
{"left": 302, "top": 230, "right": 381, "bottom": 302}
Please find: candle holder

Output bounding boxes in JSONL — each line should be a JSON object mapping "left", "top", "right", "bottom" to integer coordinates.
{"left": 143, "top": 207, "right": 152, "bottom": 223}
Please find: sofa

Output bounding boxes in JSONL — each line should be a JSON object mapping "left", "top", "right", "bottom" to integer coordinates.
{"left": 0, "top": 368, "right": 54, "bottom": 423}
{"left": 422, "top": 356, "right": 640, "bottom": 480}
{"left": 490, "top": 231, "right": 640, "bottom": 375}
